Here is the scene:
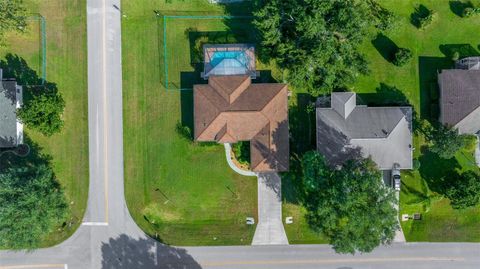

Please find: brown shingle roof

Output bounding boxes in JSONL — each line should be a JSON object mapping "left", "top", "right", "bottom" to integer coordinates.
{"left": 194, "top": 75, "right": 289, "bottom": 172}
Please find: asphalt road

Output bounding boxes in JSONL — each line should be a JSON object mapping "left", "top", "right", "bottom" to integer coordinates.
{"left": 1, "top": 0, "right": 480, "bottom": 268}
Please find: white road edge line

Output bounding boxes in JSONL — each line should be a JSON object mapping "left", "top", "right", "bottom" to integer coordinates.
{"left": 82, "top": 222, "right": 109, "bottom": 226}
{"left": 102, "top": 0, "right": 109, "bottom": 224}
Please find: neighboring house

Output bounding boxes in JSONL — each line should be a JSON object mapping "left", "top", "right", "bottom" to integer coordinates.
{"left": 316, "top": 92, "right": 413, "bottom": 170}
{"left": 0, "top": 68, "right": 23, "bottom": 148}
{"left": 194, "top": 44, "right": 289, "bottom": 172}
{"left": 438, "top": 57, "right": 480, "bottom": 135}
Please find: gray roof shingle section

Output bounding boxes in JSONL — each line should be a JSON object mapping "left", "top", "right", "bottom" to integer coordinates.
{"left": 438, "top": 70, "right": 480, "bottom": 128}
{"left": 0, "top": 80, "right": 18, "bottom": 148}
{"left": 317, "top": 106, "right": 407, "bottom": 139}
{"left": 455, "top": 57, "right": 480, "bottom": 70}
{"left": 316, "top": 98, "right": 413, "bottom": 170}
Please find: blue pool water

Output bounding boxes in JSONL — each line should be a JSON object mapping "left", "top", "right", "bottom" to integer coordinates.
{"left": 210, "top": 51, "right": 249, "bottom": 68}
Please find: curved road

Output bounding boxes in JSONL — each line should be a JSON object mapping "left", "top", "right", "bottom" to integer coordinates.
{"left": 1, "top": 0, "right": 480, "bottom": 268}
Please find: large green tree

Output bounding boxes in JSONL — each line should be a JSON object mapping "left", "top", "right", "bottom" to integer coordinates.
{"left": 301, "top": 151, "right": 398, "bottom": 254}
{"left": 0, "top": 0, "right": 27, "bottom": 44}
{"left": 446, "top": 171, "right": 480, "bottom": 209}
{"left": 428, "top": 125, "right": 470, "bottom": 159}
{"left": 253, "top": 0, "right": 374, "bottom": 95}
{"left": 17, "top": 87, "right": 65, "bottom": 136}
{"left": 0, "top": 165, "right": 68, "bottom": 249}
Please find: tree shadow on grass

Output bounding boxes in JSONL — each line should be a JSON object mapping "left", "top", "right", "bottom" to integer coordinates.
{"left": 357, "top": 83, "right": 410, "bottom": 107}
{"left": 371, "top": 33, "right": 398, "bottom": 63}
{"left": 179, "top": 89, "right": 194, "bottom": 141}
{"left": 439, "top": 44, "right": 480, "bottom": 59}
{"left": 101, "top": 234, "right": 202, "bottom": 269}
{"left": 449, "top": 1, "right": 474, "bottom": 17}
{"left": 418, "top": 147, "right": 461, "bottom": 196}
{"left": 0, "top": 134, "right": 52, "bottom": 172}
{"left": 418, "top": 56, "right": 452, "bottom": 123}
{"left": 0, "top": 53, "right": 59, "bottom": 97}
{"left": 281, "top": 93, "right": 316, "bottom": 204}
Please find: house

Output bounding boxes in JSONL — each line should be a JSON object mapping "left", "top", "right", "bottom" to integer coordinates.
{"left": 438, "top": 57, "right": 480, "bottom": 135}
{"left": 194, "top": 44, "right": 289, "bottom": 172}
{"left": 0, "top": 68, "right": 23, "bottom": 148}
{"left": 316, "top": 92, "right": 413, "bottom": 170}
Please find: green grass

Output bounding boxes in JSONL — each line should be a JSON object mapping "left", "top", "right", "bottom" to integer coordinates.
{"left": 0, "top": 0, "right": 88, "bottom": 246}
{"left": 400, "top": 147, "right": 480, "bottom": 242}
{"left": 353, "top": 0, "right": 480, "bottom": 242}
{"left": 122, "top": 1, "right": 258, "bottom": 246}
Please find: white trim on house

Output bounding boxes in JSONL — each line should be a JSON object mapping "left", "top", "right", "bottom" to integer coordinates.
{"left": 15, "top": 85, "right": 23, "bottom": 145}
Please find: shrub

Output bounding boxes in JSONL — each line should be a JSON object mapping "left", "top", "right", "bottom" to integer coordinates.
{"left": 232, "top": 141, "right": 250, "bottom": 166}
{"left": 175, "top": 122, "right": 192, "bottom": 140}
{"left": 451, "top": 51, "right": 460, "bottom": 61}
{"left": 413, "top": 159, "right": 421, "bottom": 170}
{"left": 393, "top": 48, "right": 413, "bottom": 66}
{"left": 411, "top": 5, "right": 436, "bottom": 29}
{"left": 462, "top": 7, "right": 480, "bottom": 17}
{"left": 462, "top": 134, "right": 478, "bottom": 152}
{"left": 367, "top": 0, "right": 398, "bottom": 31}
{"left": 446, "top": 171, "right": 480, "bottom": 209}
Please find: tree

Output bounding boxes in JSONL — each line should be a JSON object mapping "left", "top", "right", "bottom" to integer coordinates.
{"left": 366, "top": 0, "right": 398, "bottom": 31}
{"left": 446, "top": 171, "right": 480, "bottom": 209}
{"left": 0, "top": 0, "right": 27, "bottom": 44}
{"left": 17, "top": 87, "right": 65, "bottom": 136}
{"left": 253, "top": 0, "right": 373, "bottom": 96}
{"left": 0, "top": 165, "right": 68, "bottom": 249}
{"left": 301, "top": 151, "right": 398, "bottom": 254}
{"left": 411, "top": 5, "right": 436, "bottom": 29}
{"left": 428, "top": 125, "right": 468, "bottom": 159}
{"left": 393, "top": 48, "right": 413, "bottom": 66}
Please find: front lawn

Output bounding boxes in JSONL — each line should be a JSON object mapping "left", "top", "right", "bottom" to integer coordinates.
{"left": 122, "top": 1, "right": 258, "bottom": 245}
{"left": 0, "top": 0, "right": 88, "bottom": 246}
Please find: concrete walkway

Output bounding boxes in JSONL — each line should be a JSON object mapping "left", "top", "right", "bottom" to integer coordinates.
{"left": 393, "top": 191, "right": 406, "bottom": 243}
{"left": 252, "top": 173, "right": 289, "bottom": 245}
{"left": 223, "top": 143, "right": 257, "bottom": 177}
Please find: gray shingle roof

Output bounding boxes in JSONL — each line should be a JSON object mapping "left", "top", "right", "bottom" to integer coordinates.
{"left": 316, "top": 92, "right": 413, "bottom": 170}
{"left": 0, "top": 77, "right": 18, "bottom": 148}
{"left": 438, "top": 69, "right": 480, "bottom": 132}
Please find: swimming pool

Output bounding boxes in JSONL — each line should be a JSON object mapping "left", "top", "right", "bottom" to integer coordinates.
{"left": 210, "top": 51, "right": 249, "bottom": 68}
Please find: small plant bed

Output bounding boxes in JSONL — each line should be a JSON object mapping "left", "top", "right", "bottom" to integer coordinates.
{"left": 231, "top": 141, "right": 250, "bottom": 170}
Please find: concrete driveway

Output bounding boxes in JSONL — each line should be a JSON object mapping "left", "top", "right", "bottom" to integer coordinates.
{"left": 252, "top": 173, "right": 289, "bottom": 245}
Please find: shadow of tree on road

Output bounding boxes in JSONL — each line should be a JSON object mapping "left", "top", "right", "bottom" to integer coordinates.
{"left": 101, "top": 234, "right": 202, "bottom": 269}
